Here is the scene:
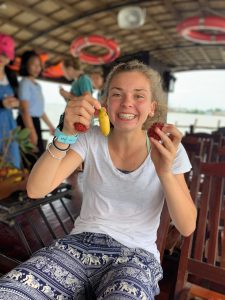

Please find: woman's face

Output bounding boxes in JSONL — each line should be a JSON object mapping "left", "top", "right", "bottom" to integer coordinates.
{"left": 107, "top": 71, "right": 155, "bottom": 131}
{"left": 27, "top": 56, "right": 42, "bottom": 77}
{"left": 62, "top": 65, "right": 74, "bottom": 81}
{"left": 90, "top": 73, "right": 103, "bottom": 90}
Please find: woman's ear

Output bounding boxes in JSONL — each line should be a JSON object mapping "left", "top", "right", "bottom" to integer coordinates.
{"left": 149, "top": 100, "right": 156, "bottom": 117}
{"left": 102, "top": 100, "right": 108, "bottom": 111}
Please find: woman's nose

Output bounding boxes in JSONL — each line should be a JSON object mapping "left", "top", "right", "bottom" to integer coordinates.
{"left": 121, "top": 93, "right": 133, "bottom": 106}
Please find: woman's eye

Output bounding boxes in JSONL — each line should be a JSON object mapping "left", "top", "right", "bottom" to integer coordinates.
{"left": 135, "top": 94, "right": 144, "bottom": 99}
{"left": 112, "top": 93, "right": 121, "bottom": 97}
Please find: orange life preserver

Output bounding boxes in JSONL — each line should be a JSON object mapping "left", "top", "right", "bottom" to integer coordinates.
{"left": 9, "top": 53, "right": 49, "bottom": 72}
{"left": 70, "top": 35, "right": 120, "bottom": 65}
{"left": 43, "top": 62, "right": 64, "bottom": 78}
{"left": 176, "top": 16, "right": 225, "bottom": 44}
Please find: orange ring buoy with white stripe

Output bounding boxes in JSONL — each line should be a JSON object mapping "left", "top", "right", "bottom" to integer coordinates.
{"left": 70, "top": 35, "right": 120, "bottom": 65}
{"left": 176, "top": 16, "right": 225, "bottom": 44}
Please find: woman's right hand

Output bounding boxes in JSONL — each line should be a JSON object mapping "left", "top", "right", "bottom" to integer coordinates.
{"left": 3, "top": 96, "right": 19, "bottom": 109}
{"left": 63, "top": 93, "right": 101, "bottom": 135}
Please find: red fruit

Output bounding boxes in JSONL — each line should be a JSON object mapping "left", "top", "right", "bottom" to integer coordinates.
{"left": 147, "top": 122, "right": 164, "bottom": 141}
{"left": 74, "top": 123, "right": 88, "bottom": 132}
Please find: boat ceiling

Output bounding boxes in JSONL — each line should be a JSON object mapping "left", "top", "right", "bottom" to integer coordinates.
{"left": 1, "top": 0, "right": 225, "bottom": 73}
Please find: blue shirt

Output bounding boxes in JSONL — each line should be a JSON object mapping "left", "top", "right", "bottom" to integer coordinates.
{"left": 18, "top": 78, "right": 44, "bottom": 117}
{"left": 0, "top": 79, "right": 21, "bottom": 168}
{"left": 70, "top": 74, "right": 93, "bottom": 96}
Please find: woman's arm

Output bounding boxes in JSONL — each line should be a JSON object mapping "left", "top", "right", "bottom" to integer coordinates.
{"left": 27, "top": 147, "right": 83, "bottom": 198}
{"left": 27, "top": 93, "right": 101, "bottom": 199}
{"left": 41, "top": 112, "right": 55, "bottom": 135}
{"left": 150, "top": 124, "right": 197, "bottom": 237}
{"left": 160, "top": 173, "right": 196, "bottom": 236}
{"left": 19, "top": 100, "right": 37, "bottom": 145}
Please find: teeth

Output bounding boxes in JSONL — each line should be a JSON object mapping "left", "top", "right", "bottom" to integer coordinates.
{"left": 119, "top": 113, "right": 135, "bottom": 120}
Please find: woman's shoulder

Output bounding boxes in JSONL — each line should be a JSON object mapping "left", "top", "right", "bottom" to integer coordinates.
{"left": 77, "top": 126, "right": 104, "bottom": 149}
{"left": 19, "top": 77, "right": 31, "bottom": 86}
{"left": 71, "top": 126, "right": 104, "bottom": 153}
{"left": 84, "top": 126, "right": 102, "bottom": 141}
{"left": 79, "top": 74, "right": 92, "bottom": 83}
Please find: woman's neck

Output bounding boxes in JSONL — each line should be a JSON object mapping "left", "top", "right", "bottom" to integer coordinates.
{"left": 28, "top": 75, "right": 37, "bottom": 82}
{"left": 109, "top": 129, "right": 146, "bottom": 151}
{"left": 108, "top": 129, "right": 148, "bottom": 172}
{"left": 74, "top": 70, "right": 83, "bottom": 79}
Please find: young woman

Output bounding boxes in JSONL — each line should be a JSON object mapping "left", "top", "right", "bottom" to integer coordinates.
{"left": 17, "top": 50, "right": 54, "bottom": 168}
{"left": 0, "top": 33, "right": 21, "bottom": 168}
{"left": 0, "top": 60, "right": 197, "bottom": 299}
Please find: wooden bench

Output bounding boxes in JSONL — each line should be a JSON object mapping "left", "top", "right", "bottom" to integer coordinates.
{"left": 175, "top": 161, "right": 225, "bottom": 296}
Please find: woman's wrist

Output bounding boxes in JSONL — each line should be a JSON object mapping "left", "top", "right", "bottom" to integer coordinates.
{"left": 158, "top": 171, "right": 174, "bottom": 183}
{"left": 54, "top": 127, "right": 79, "bottom": 144}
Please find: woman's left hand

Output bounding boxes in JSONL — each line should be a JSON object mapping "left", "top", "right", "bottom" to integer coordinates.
{"left": 150, "top": 124, "right": 183, "bottom": 177}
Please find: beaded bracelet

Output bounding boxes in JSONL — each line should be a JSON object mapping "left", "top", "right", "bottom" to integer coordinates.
{"left": 52, "top": 136, "right": 70, "bottom": 151}
{"left": 47, "top": 143, "right": 67, "bottom": 160}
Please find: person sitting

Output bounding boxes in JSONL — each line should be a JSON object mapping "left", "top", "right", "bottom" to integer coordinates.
{"left": 0, "top": 60, "right": 197, "bottom": 300}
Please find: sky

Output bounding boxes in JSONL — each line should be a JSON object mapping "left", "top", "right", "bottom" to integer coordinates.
{"left": 39, "top": 70, "right": 225, "bottom": 111}
{"left": 168, "top": 70, "right": 225, "bottom": 110}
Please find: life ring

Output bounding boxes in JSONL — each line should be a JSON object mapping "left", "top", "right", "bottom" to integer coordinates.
{"left": 70, "top": 35, "right": 120, "bottom": 65}
{"left": 176, "top": 16, "right": 225, "bottom": 44}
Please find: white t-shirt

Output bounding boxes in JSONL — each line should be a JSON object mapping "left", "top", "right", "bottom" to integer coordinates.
{"left": 70, "top": 127, "right": 191, "bottom": 262}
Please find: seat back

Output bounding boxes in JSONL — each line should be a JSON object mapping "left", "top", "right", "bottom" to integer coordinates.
{"left": 216, "top": 146, "right": 225, "bottom": 162}
{"left": 0, "top": 184, "right": 75, "bottom": 274}
{"left": 156, "top": 201, "right": 171, "bottom": 262}
{"left": 175, "top": 161, "right": 225, "bottom": 295}
{"left": 182, "top": 136, "right": 204, "bottom": 164}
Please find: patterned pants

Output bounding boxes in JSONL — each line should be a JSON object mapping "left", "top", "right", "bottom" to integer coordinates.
{"left": 0, "top": 232, "right": 163, "bottom": 300}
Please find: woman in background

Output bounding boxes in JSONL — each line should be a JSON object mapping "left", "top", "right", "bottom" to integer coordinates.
{"left": 0, "top": 33, "right": 20, "bottom": 168}
{"left": 17, "top": 50, "right": 54, "bottom": 168}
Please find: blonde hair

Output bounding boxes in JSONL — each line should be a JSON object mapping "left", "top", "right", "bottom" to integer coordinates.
{"left": 102, "top": 60, "right": 167, "bottom": 129}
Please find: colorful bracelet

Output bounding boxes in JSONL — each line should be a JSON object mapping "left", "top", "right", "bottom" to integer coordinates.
{"left": 54, "top": 127, "right": 79, "bottom": 144}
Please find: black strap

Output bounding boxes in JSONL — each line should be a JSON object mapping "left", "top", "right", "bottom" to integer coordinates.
{"left": 52, "top": 136, "right": 70, "bottom": 151}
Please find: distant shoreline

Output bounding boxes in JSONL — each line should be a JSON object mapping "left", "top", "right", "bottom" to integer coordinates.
{"left": 168, "top": 109, "right": 225, "bottom": 116}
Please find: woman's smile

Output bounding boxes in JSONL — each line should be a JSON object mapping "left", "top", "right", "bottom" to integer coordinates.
{"left": 118, "top": 113, "right": 136, "bottom": 120}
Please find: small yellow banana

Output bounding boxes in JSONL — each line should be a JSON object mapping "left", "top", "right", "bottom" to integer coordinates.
{"left": 99, "top": 107, "right": 110, "bottom": 136}
{"left": 7, "top": 168, "right": 20, "bottom": 177}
